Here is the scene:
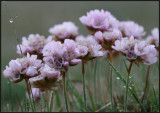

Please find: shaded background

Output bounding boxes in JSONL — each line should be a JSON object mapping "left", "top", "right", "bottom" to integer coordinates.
{"left": 1, "top": 1, "right": 159, "bottom": 111}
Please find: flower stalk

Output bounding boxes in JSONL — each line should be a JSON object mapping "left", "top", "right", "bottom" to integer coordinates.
{"left": 62, "top": 71, "right": 69, "bottom": 112}
{"left": 82, "top": 60, "right": 87, "bottom": 111}
{"left": 25, "top": 78, "right": 35, "bottom": 112}
{"left": 124, "top": 62, "right": 133, "bottom": 112}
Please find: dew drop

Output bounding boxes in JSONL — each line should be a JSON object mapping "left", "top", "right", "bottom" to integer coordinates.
{"left": 129, "top": 86, "right": 132, "bottom": 89}
{"left": 123, "top": 85, "right": 126, "bottom": 88}
{"left": 9, "top": 18, "right": 13, "bottom": 23}
{"left": 129, "top": 76, "right": 132, "bottom": 79}
{"left": 116, "top": 77, "right": 120, "bottom": 80}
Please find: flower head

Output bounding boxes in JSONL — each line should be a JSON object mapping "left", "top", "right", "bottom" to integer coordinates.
{"left": 146, "top": 28, "right": 159, "bottom": 48}
{"left": 3, "top": 53, "right": 42, "bottom": 82}
{"left": 29, "top": 64, "right": 62, "bottom": 91}
{"left": 17, "top": 34, "right": 46, "bottom": 56}
{"left": 134, "top": 41, "right": 157, "bottom": 65}
{"left": 94, "top": 29, "right": 122, "bottom": 50}
{"left": 42, "top": 39, "right": 81, "bottom": 70}
{"left": 75, "top": 35, "right": 104, "bottom": 60}
{"left": 80, "top": 9, "right": 119, "bottom": 34}
{"left": 49, "top": 21, "right": 78, "bottom": 41}
{"left": 119, "top": 21, "right": 146, "bottom": 40}
{"left": 112, "top": 36, "right": 157, "bottom": 65}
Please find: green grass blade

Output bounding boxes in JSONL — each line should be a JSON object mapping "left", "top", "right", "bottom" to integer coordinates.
{"left": 109, "top": 67, "right": 114, "bottom": 111}
{"left": 63, "top": 76, "right": 69, "bottom": 112}
{"left": 107, "top": 59, "right": 146, "bottom": 112}
{"left": 16, "top": 94, "right": 23, "bottom": 112}
{"left": 87, "top": 87, "right": 96, "bottom": 111}
{"left": 150, "top": 100, "right": 159, "bottom": 112}
{"left": 8, "top": 80, "right": 13, "bottom": 112}
{"left": 54, "top": 90, "right": 62, "bottom": 111}
{"left": 67, "top": 79, "right": 84, "bottom": 111}
{"left": 94, "top": 59, "right": 98, "bottom": 105}
{"left": 152, "top": 85, "right": 158, "bottom": 106}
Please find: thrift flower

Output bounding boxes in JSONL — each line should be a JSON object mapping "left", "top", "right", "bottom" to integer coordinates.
{"left": 134, "top": 41, "right": 157, "bottom": 65}
{"left": 75, "top": 35, "right": 104, "bottom": 61}
{"left": 146, "top": 28, "right": 159, "bottom": 48}
{"left": 119, "top": 21, "right": 146, "bottom": 40}
{"left": 29, "top": 64, "right": 62, "bottom": 91}
{"left": 94, "top": 29, "right": 122, "bottom": 50}
{"left": 49, "top": 21, "right": 78, "bottom": 41}
{"left": 3, "top": 53, "right": 42, "bottom": 82}
{"left": 17, "top": 34, "right": 46, "bottom": 56}
{"left": 42, "top": 39, "right": 81, "bottom": 70}
{"left": 80, "top": 9, "right": 119, "bottom": 34}
{"left": 112, "top": 36, "right": 157, "bottom": 65}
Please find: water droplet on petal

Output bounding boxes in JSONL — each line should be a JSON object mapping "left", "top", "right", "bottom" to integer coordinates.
{"left": 116, "top": 77, "right": 120, "bottom": 80}
{"left": 9, "top": 18, "right": 13, "bottom": 23}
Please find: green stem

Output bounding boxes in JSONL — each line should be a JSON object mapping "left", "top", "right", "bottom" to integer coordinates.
{"left": 82, "top": 61, "right": 87, "bottom": 111}
{"left": 94, "top": 59, "right": 97, "bottom": 105}
{"left": 25, "top": 79, "right": 35, "bottom": 112}
{"left": 141, "top": 66, "right": 151, "bottom": 102}
{"left": 45, "top": 90, "right": 50, "bottom": 112}
{"left": 62, "top": 72, "right": 69, "bottom": 112}
{"left": 109, "top": 67, "right": 113, "bottom": 110}
{"left": 124, "top": 62, "right": 133, "bottom": 112}
{"left": 49, "top": 91, "right": 54, "bottom": 112}
{"left": 8, "top": 80, "right": 13, "bottom": 112}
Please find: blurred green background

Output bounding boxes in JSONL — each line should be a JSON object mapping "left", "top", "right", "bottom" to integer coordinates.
{"left": 1, "top": 1, "right": 159, "bottom": 111}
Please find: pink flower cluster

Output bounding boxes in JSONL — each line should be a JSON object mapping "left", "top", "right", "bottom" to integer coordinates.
{"left": 3, "top": 9, "right": 158, "bottom": 97}
{"left": 112, "top": 36, "right": 157, "bottom": 65}
{"left": 3, "top": 53, "right": 42, "bottom": 81}
{"left": 75, "top": 35, "right": 105, "bottom": 59}
{"left": 29, "top": 64, "right": 62, "bottom": 90}
{"left": 49, "top": 21, "right": 78, "bottom": 41}
{"left": 80, "top": 9, "right": 119, "bottom": 34}
{"left": 119, "top": 21, "right": 146, "bottom": 40}
{"left": 146, "top": 28, "right": 159, "bottom": 48}
{"left": 17, "top": 34, "right": 46, "bottom": 55}
{"left": 42, "top": 39, "right": 81, "bottom": 70}
{"left": 80, "top": 9, "right": 158, "bottom": 65}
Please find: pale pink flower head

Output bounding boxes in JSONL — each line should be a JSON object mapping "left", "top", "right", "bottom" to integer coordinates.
{"left": 112, "top": 36, "right": 157, "bottom": 65}
{"left": 75, "top": 35, "right": 105, "bottom": 60}
{"left": 26, "top": 88, "right": 41, "bottom": 100}
{"left": 134, "top": 41, "right": 157, "bottom": 65}
{"left": 94, "top": 29, "right": 122, "bottom": 50}
{"left": 63, "top": 39, "right": 77, "bottom": 61}
{"left": 112, "top": 36, "right": 140, "bottom": 60}
{"left": 146, "top": 28, "right": 159, "bottom": 48}
{"left": 29, "top": 64, "right": 62, "bottom": 90}
{"left": 3, "top": 53, "right": 42, "bottom": 82}
{"left": 17, "top": 34, "right": 46, "bottom": 56}
{"left": 42, "top": 39, "right": 81, "bottom": 69}
{"left": 80, "top": 9, "right": 119, "bottom": 34}
{"left": 119, "top": 21, "right": 146, "bottom": 40}
{"left": 49, "top": 21, "right": 78, "bottom": 40}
